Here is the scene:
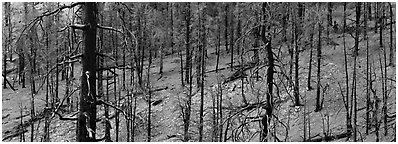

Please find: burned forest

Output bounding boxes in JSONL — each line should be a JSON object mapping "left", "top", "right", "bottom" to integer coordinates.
{"left": 1, "top": 2, "right": 396, "bottom": 142}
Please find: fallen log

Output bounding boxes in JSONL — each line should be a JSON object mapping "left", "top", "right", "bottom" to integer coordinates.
{"left": 151, "top": 99, "right": 163, "bottom": 106}
{"left": 223, "top": 70, "right": 247, "bottom": 84}
{"left": 2, "top": 129, "right": 28, "bottom": 141}
{"left": 132, "top": 86, "right": 168, "bottom": 95}
{"left": 308, "top": 132, "right": 350, "bottom": 142}
{"left": 205, "top": 67, "right": 228, "bottom": 73}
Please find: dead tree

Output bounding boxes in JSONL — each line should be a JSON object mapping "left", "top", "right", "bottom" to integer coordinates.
{"left": 76, "top": 2, "right": 98, "bottom": 141}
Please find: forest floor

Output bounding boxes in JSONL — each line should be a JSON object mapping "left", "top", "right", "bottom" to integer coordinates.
{"left": 2, "top": 22, "right": 396, "bottom": 142}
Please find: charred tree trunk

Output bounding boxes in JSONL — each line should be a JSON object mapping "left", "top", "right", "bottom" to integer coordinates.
{"left": 20, "top": 2, "right": 28, "bottom": 89}
{"left": 365, "top": 3, "right": 370, "bottom": 135}
{"left": 185, "top": 3, "right": 191, "bottom": 84}
{"left": 352, "top": 3, "right": 361, "bottom": 141}
{"left": 382, "top": 4, "right": 388, "bottom": 136}
{"left": 315, "top": 21, "right": 322, "bottom": 112}
{"left": 3, "top": 2, "right": 11, "bottom": 89}
{"left": 216, "top": 18, "right": 221, "bottom": 73}
{"left": 379, "top": 3, "right": 383, "bottom": 49}
{"left": 230, "top": 4, "right": 234, "bottom": 71}
{"left": 111, "top": 20, "right": 120, "bottom": 142}
{"left": 368, "top": 3, "right": 372, "bottom": 20}
{"left": 218, "top": 80, "right": 223, "bottom": 142}
{"left": 159, "top": 44, "right": 164, "bottom": 75}
{"left": 260, "top": 2, "right": 273, "bottom": 142}
{"left": 224, "top": 4, "right": 229, "bottom": 53}
{"left": 147, "top": 50, "right": 152, "bottom": 142}
{"left": 388, "top": 3, "right": 394, "bottom": 66}
{"left": 294, "top": 3, "right": 303, "bottom": 106}
{"left": 282, "top": 4, "right": 288, "bottom": 42}
{"left": 183, "top": 2, "right": 192, "bottom": 142}
{"left": 307, "top": 24, "right": 314, "bottom": 91}
{"left": 170, "top": 3, "right": 174, "bottom": 54}
{"left": 28, "top": 3, "right": 37, "bottom": 141}
{"left": 76, "top": 2, "right": 97, "bottom": 142}
{"left": 342, "top": 2, "right": 353, "bottom": 137}
{"left": 43, "top": 4, "right": 53, "bottom": 141}
{"left": 132, "top": 93, "right": 137, "bottom": 142}
{"left": 198, "top": 3, "right": 205, "bottom": 141}
{"left": 105, "top": 70, "right": 111, "bottom": 141}
{"left": 179, "top": 50, "right": 184, "bottom": 86}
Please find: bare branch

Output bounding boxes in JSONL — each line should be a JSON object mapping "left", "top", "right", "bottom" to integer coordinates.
{"left": 70, "top": 24, "right": 89, "bottom": 30}
{"left": 42, "top": 2, "right": 84, "bottom": 18}
{"left": 55, "top": 111, "right": 78, "bottom": 121}
{"left": 15, "top": 2, "right": 84, "bottom": 45}
{"left": 35, "top": 59, "right": 80, "bottom": 94}
{"left": 387, "top": 77, "right": 396, "bottom": 82}
{"left": 68, "top": 53, "right": 83, "bottom": 60}
{"left": 96, "top": 52, "right": 115, "bottom": 61}
{"left": 97, "top": 25, "right": 123, "bottom": 33}
{"left": 51, "top": 88, "right": 79, "bottom": 116}
{"left": 57, "top": 26, "right": 68, "bottom": 32}
{"left": 118, "top": 2, "right": 135, "bottom": 14}
{"left": 96, "top": 99, "right": 131, "bottom": 121}
{"left": 97, "top": 67, "right": 118, "bottom": 76}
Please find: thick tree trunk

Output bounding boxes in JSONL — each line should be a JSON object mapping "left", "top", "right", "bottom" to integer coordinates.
{"left": 77, "top": 2, "right": 97, "bottom": 142}
{"left": 315, "top": 21, "right": 322, "bottom": 112}
{"left": 183, "top": 3, "right": 192, "bottom": 142}
{"left": 260, "top": 2, "right": 273, "bottom": 142}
